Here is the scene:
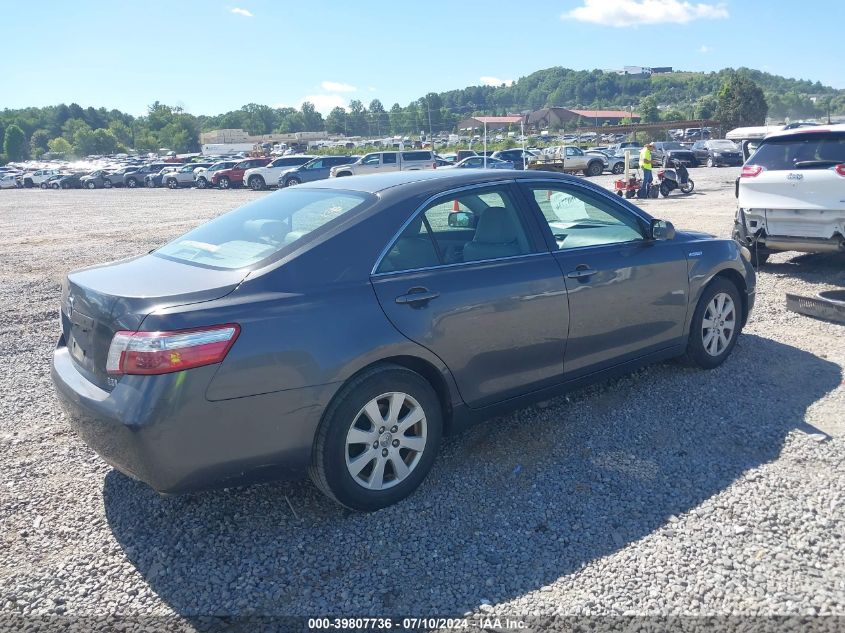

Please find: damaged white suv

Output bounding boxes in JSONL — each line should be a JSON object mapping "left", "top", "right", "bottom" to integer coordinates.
{"left": 733, "top": 124, "right": 845, "bottom": 264}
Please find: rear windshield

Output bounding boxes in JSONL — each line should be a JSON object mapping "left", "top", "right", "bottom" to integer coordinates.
{"left": 155, "top": 189, "right": 371, "bottom": 270}
{"left": 748, "top": 132, "right": 845, "bottom": 170}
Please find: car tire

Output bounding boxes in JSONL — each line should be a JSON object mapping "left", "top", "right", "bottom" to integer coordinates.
{"left": 218, "top": 176, "right": 230, "bottom": 189}
{"left": 308, "top": 364, "right": 442, "bottom": 511}
{"left": 86, "top": 181, "right": 96, "bottom": 189}
{"left": 684, "top": 278, "right": 743, "bottom": 369}
{"left": 196, "top": 177, "right": 207, "bottom": 189}
{"left": 167, "top": 178, "right": 178, "bottom": 189}
{"left": 146, "top": 179, "right": 155, "bottom": 188}
{"left": 40, "top": 182, "right": 48, "bottom": 189}
{"left": 103, "top": 180, "right": 112, "bottom": 189}
{"left": 706, "top": 157, "right": 714, "bottom": 168}
{"left": 53, "top": 183, "right": 61, "bottom": 189}
{"left": 286, "top": 176, "right": 301, "bottom": 186}
{"left": 126, "top": 178, "right": 138, "bottom": 188}
{"left": 335, "top": 172, "right": 352, "bottom": 177}
{"left": 584, "top": 161, "right": 603, "bottom": 177}
{"left": 249, "top": 176, "right": 265, "bottom": 191}
{"left": 611, "top": 163, "right": 624, "bottom": 175}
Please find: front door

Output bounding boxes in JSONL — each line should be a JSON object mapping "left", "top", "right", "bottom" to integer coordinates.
{"left": 519, "top": 181, "right": 689, "bottom": 377}
{"left": 371, "top": 183, "right": 569, "bottom": 408}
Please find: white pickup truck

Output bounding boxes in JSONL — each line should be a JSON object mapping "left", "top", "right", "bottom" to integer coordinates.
{"left": 330, "top": 151, "right": 437, "bottom": 177}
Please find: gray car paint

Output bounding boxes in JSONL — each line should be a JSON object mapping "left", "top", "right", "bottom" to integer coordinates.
{"left": 52, "top": 169, "right": 755, "bottom": 494}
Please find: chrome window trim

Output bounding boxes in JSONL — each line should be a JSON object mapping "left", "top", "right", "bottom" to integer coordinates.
{"left": 371, "top": 251, "right": 551, "bottom": 278}
{"left": 370, "top": 179, "right": 520, "bottom": 276}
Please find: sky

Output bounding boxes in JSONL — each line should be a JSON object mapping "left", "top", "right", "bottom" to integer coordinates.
{"left": 1, "top": 0, "right": 842, "bottom": 117}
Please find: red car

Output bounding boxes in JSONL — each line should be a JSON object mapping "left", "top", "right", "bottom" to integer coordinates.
{"left": 211, "top": 157, "right": 272, "bottom": 189}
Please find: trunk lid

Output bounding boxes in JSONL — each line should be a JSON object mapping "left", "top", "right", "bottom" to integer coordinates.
{"left": 61, "top": 254, "right": 245, "bottom": 391}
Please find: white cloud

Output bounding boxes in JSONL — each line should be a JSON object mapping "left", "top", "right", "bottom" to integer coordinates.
{"left": 480, "top": 76, "right": 515, "bottom": 87}
{"left": 561, "top": 0, "right": 728, "bottom": 27}
{"left": 321, "top": 81, "right": 357, "bottom": 93}
{"left": 368, "top": 86, "right": 378, "bottom": 92}
{"left": 699, "top": 44, "right": 712, "bottom": 53}
{"left": 230, "top": 7, "right": 253, "bottom": 17}
{"left": 300, "top": 94, "right": 348, "bottom": 114}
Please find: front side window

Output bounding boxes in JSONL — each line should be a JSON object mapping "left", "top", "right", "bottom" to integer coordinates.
{"left": 156, "top": 189, "right": 371, "bottom": 270}
{"left": 361, "top": 154, "right": 380, "bottom": 165}
{"left": 527, "top": 185, "right": 644, "bottom": 250}
{"left": 377, "top": 187, "right": 533, "bottom": 273}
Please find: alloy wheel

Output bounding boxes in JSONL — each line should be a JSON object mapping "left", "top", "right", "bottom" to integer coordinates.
{"left": 702, "top": 292, "right": 736, "bottom": 357}
{"left": 344, "top": 392, "right": 427, "bottom": 491}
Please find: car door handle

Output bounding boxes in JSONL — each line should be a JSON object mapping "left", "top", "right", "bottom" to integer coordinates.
{"left": 566, "top": 266, "right": 598, "bottom": 280}
{"left": 395, "top": 287, "right": 440, "bottom": 306}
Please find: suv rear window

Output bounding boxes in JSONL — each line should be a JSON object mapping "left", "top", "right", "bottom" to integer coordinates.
{"left": 156, "top": 189, "right": 371, "bottom": 270}
{"left": 748, "top": 132, "right": 845, "bottom": 170}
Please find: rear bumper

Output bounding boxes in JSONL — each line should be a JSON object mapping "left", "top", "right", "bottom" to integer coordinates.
{"left": 52, "top": 342, "right": 336, "bottom": 494}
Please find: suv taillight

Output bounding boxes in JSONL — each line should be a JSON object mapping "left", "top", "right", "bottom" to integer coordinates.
{"left": 835, "top": 164, "right": 845, "bottom": 177}
{"left": 741, "top": 165, "right": 764, "bottom": 178}
{"left": 106, "top": 324, "right": 240, "bottom": 376}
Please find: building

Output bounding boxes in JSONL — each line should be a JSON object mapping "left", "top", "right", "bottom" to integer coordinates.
{"left": 526, "top": 108, "right": 639, "bottom": 130}
{"left": 199, "top": 129, "right": 328, "bottom": 145}
{"left": 456, "top": 115, "right": 526, "bottom": 131}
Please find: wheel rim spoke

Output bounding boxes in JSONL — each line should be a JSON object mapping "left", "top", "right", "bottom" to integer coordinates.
{"left": 347, "top": 427, "right": 376, "bottom": 445}
{"left": 368, "top": 457, "right": 387, "bottom": 489}
{"left": 400, "top": 436, "right": 426, "bottom": 452}
{"left": 397, "top": 407, "right": 424, "bottom": 434}
{"left": 363, "top": 400, "right": 384, "bottom": 427}
{"left": 387, "top": 393, "right": 404, "bottom": 426}
{"left": 348, "top": 449, "right": 377, "bottom": 478}
{"left": 389, "top": 453, "right": 410, "bottom": 480}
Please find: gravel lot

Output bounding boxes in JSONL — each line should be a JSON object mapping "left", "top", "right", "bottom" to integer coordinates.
{"left": 1, "top": 169, "right": 844, "bottom": 628}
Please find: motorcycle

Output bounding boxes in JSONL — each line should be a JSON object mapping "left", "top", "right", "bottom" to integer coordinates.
{"left": 657, "top": 159, "right": 694, "bottom": 197}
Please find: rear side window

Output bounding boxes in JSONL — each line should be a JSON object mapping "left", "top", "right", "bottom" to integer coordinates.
{"left": 377, "top": 187, "right": 534, "bottom": 273}
{"left": 401, "top": 151, "right": 432, "bottom": 161}
{"left": 156, "top": 189, "right": 371, "bottom": 270}
{"left": 748, "top": 133, "right": 845, "bottom": 170}
{"left": 382, "top": 153, "right": 397, "bottom": 164}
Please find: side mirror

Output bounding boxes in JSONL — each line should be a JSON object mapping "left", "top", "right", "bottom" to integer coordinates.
{"left": 448, "top": 210, "right": 477, "bottom": 229}
{"left": 650, "top": 219, "right": 676, "bottom": 241}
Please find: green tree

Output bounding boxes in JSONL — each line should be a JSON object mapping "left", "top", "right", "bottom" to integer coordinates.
{"left": 300, "top": 102, "right": 324, "bottom": 131}
{"left": 29, "top": 129, "right": 50, "bottom": 158}
{"left": 3, "top": 124, "right": 27, "bottom": 160}
{"left": 108, "top": 121, "right": 133, "bottom": 147}
{"left": 325, "top": 107, "right": 347, "bottom": 135}
{"left": 47, "top": 137, "right": 73, "bottom": 155}
{"left": 638, "top": 95, "right": 659, "bottom": 123}
{"left": 715, "top": 73, "right": 768, "bottom": 130}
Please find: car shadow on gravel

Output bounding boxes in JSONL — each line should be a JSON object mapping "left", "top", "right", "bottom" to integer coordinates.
{"left": 103, "top": 334, "right": 840, "bottom": 619}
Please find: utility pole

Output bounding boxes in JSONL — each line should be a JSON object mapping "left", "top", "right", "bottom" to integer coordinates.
{"left": 426, "top": 96, "right": 434, "bottom": 149}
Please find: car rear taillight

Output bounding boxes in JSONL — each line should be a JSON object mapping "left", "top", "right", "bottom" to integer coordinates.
{"left": 741, "top": 165, "right": 764, "bottom": 178}
{"left": 106, "top": 324, "right": 240, "bottom": 376}
{"left": 835, "top": 164, "right": 845, "bottom": 177}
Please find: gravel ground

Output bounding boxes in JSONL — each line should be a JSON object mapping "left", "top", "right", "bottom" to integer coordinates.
{"left": 1, "top": 170, "right": 844, "bottom": 629}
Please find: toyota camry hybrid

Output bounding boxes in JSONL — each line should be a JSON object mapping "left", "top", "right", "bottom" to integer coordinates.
{"left": 52, "top": 170, "right": 756, "bottom": 510}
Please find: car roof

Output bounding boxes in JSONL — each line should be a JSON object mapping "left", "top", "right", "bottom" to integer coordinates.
{"left": 762, "top": 123, "right": 845, "bottom": 141}
{"left": 298, "top": 168, "right": 605, "bottom": 198}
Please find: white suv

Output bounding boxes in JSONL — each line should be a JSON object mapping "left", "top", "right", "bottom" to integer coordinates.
{"left": 330, "top": 151, "right": 437, "bottom": 177}
{"left": 243, "top": 155, "right": 315, "bottom": 190}
{"left": 22, "top": 169, "right": 62, "bottom": 188}
{"left": 733, "top": 124, "right": 845, "bottom": 263}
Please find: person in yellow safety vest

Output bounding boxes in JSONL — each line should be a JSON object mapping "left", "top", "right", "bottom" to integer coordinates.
{"left": 638, "top": 142, "right": 654, "bottom": 198}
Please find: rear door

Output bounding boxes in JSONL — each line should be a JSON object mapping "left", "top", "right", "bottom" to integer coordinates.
{"left": 519, "top": 180, "right": 689, "bottom": 377}
{"left": 371, "top": 183, "right": 569, "bottom": 408}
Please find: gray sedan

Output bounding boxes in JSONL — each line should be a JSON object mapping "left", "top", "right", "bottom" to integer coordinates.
{"left": 52, "top": 170, "right": 755, "bottom": 511}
